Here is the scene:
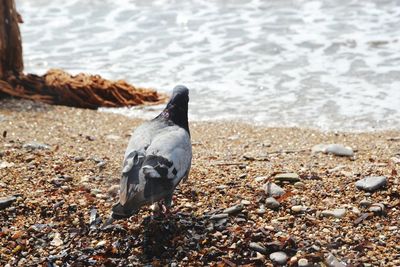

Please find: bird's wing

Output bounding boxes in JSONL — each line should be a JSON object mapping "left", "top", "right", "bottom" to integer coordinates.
{"left": 118, "top": 151, "right": 145, "bottom": 206}
{"left": 118, "top": 120, "right": 167, "bottom": 205}
{"left": 141, "top": 125, "right": 192, "bottom": 199}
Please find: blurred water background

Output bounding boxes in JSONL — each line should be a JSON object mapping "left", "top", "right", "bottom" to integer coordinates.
{"left": 17, "top": 0, "right": 400, "bottom": 131}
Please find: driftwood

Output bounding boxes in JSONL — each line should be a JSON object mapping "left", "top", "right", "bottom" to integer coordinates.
{"left": 0, "top": 0, "right": 23, "bottom": 79}
{"left": 0, "top": 0, "right": 165, "bottom": 108}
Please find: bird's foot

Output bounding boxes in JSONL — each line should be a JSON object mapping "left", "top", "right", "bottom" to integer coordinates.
{"left": 150, "top": 201, "right": 172, "bottom": 220}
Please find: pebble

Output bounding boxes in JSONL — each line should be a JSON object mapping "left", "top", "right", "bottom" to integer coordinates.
{"left": 95, "top": 240, "right": 106, "bottom": 248}
{"left": 359, "top": 199, "right": 372, "bottom": 208}
{"left": 249, "top": 242, "right": 267, "bottom": 254}
{"left": 0, "top": 161, "right": 15, "bottom": 169}
{"left": 257, "top": 204, "right": 266, "bottom": 214}
{"left": 274, "top": 173, "right": 300, "bottom": 183}
{"left": 291, "top": 205, "right": 307, "bottom": 213}
{"left": 325, "top": 144, "right": 354, "bottom": 157}
{"left": 328, "top": 165, "right": 346, "bottom": 173}
{"left": 355, "top": 176, "right": 387, "bottom": 192}
{"left": 263, "top": 182, "right": 285, "bottom": 197}
{"left": 50, "top": 233, "right": 63, "bottom": 247}
{"left": 107, "top": 184, "right": 120, "bottom": 196}
{"left": 294, "top": 181, "right": 305, "bottom": 189}
{"left": 0, "top": 196, "right": 17, "bottom": 210}
{"left": 89, "top": 209, "right": 98, "bottom": 225}
{"left": 321, "top": 208, "right": 347, "bottom": 219}
{"left": 23, "top": 142, "right": 50, "bottom": 150}
{"left": 270, "top": 251, "right": 288, "bottom": 265}
{"left": 298, "top": 258, "right": 309, "bottom": 267}
{"left": 241, "top": 200, "right": 251, "bottom": 205}
{"left": 210, "top": 213, "right": 229, "bottom": 220}
{"left": 223, "top": 204, "right": 243, "bottom": 214}
{"left": 265, "top": 197, "right": 280, "bottom": 210}
{"left": 325, "top": 253, "right": 346, "bottom": 267}
{"left": 11, "top": 230, "right": 24, "bottom": 240}
{"left": 255, "top": 176, "right": 267, "bottom": 182}
{"left": 369, "top": 203, "right": 385, "bottom": 214}
{"left": 105, "top": 134, "right": 121, "bottom": 141}
{"left": 390, "top": 157, "right": 400, "bottom": 164}
{"left": 313, "top": 144, "right": 353, "bottom": 157}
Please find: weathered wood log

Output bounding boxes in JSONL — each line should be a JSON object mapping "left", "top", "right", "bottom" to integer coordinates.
{"left": 0, "top": 0, "right": 23, "bottom": 79}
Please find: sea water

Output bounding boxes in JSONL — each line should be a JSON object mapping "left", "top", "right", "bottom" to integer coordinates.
{"left": 17, "top": 0, "right": 400, "bottom": 131}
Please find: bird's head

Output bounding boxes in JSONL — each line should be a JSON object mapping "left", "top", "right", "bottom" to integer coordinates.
{"left": 159, "top": 85, "right": 190, "bottom": 132}
{"left": 166, "top": 85, "right": 189, "bottom": 112}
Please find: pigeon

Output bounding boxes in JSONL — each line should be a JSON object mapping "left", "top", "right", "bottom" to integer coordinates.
{"left": 109, "top": 85, "right": 192, "bottom": 221}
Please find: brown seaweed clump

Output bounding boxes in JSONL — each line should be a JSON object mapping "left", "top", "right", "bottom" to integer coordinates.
{"left": 0, "top": 69, "right": 166, "bottom": 109}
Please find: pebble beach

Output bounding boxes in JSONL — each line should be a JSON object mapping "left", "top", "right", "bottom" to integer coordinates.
{"left": 1, "top": 98, "right": 399, "bottom": 266}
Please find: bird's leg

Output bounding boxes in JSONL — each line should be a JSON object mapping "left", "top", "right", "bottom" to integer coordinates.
{"left": 161, "top": 193, "right": 174, "bottom": 218}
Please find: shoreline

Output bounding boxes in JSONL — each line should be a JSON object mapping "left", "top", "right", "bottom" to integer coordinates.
{"left": 100, "top": 105, "right": 400, "bottom": 135}
{"left": 1, "top": 98, "right": 399, "bottom": 266}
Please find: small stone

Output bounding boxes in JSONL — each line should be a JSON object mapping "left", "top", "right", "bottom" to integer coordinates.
{"left": 257, "top": 204, "right": 266, "bottom": 214}
{"left": 50, "top": 233, "right": 63, "bottom": 247}
{"left": 255, "top": 176, "right": 267, "bottom": 182}
{"left": 298, "top": 258, "right": 309, "bottom": 267}
{"left": 210, "top": 213, "right": 229, "bottom": 220}
{"left": 241, "top": 200, "right": 251, "bottom": 205}
{"left": 265, "top": 197, "right": 280, "bottom": 210}
{"left": 0, "top": 196, "right": 17, "bottom": 210}
{"left": 74, "top": 156, "right": 85, "bottom": 162}
{"left": 356, "top": 176, "right": 387, "bottom": 192}
{"left": 89, "top": 209, "right": 98, "bottom": 225}
{"left": 0, "top": 161, "right": 15, "bottom": 169}
{"left": 369, "top": 203, "right": 385, "bottom": 214}
{"left": 360, "top": 199, "right": 372, "bottom": 208}
{"left": 311, "top": 144, "right": 327, "bottom": 153}
{"left": 95, "top": 240, "right": 106, "bottom": 248}
{"left": 291, "top": 205, "right": 307, "bottom": 213}
{"left": 328, "top": 165, "right": 346, "bottom": 173}
{"left": 270, "top": 251, "right": 288, "bottom": 265}
{"left": 105, "top": 134, "right": 121, "bottom": 141}
{"left": 390, "top": 157, "right": 400, "bottom": 164}
{"left": 96, "top": 194, "right": 108, "bottom": 200}
{"left": 80, "top": 175, "right": 90, "bottom": 183}
{"left": 252, "top": 252, "right": 266, "bottom": 261}
{"left": 107, "top": 185, "right": 119, "bottom": 196}
{"left": 216, "top": 185, "right": 227, "bottom": 190}
{"left": 11, "top": 230, "right": 24, "bottom": 240}
{"left": 325, "top": 253, "right": 346, "bottom": 267}
{"left": 294, "top": 181, "right": 305, "bottom": 189}
{"left": 249, "top": 242, "right": 267, "bottom": 254}
{"left": 23, "top": 142, "right": 50, "bottom": 150}
{"left": 325, "top": 144, "right": 353, "bottom": 157}
{"left": 97, "top": 161, "right": 106, "bottom": 168}
{"left": 263, "top": 182, "right": 285, "bottom": 197}
{"left": 223, "top": 204, "right": 243, "bottom": 214}
{"left": 274, "top": 173, "right": 300, "bottom": 183}
{"left": 321, "top": 208, "right": 346, "bottom": 219}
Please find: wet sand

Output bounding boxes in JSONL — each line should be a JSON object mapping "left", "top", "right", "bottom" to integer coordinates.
{"left": 1, "top": 98, "right": 399, "bottom": 266}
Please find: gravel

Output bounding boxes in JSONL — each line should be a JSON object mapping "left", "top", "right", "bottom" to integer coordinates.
{"left": 0, "top": 98, "right": 399, "bottom": 266}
